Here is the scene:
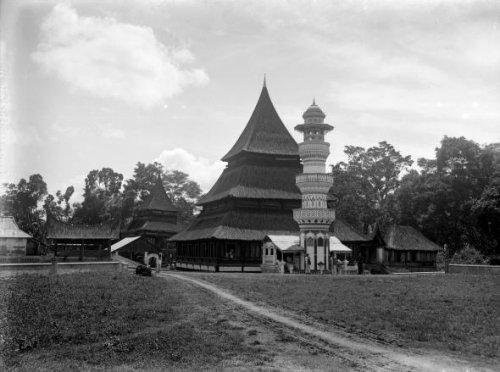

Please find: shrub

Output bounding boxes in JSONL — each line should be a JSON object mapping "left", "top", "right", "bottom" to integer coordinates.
{"left": 450, "top": 244, "right": 490, "bottom": 265}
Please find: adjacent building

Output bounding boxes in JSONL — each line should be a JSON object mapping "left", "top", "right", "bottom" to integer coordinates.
{"left": 46, "top": 218, "right": 119, "bottom": 260}
{"left": 0, "top": 216, "right": 31, "bottom": 258}
{"left": 115, "top": 177, "right": 182, "bottom": 266}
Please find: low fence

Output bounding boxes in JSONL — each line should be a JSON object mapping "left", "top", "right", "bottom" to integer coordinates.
{"left": 448, "top": 264, "right": 500, "bottom": 275}
{"left": 0, "top": 261, "right": 122, "bottom": 275}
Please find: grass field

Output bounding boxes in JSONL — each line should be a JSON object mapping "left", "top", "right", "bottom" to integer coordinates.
{"left": 194, "top": 273, "right": 499, "bottom": 360}
{"left": 0, "top": 272, "right": 266, "bottom": 370}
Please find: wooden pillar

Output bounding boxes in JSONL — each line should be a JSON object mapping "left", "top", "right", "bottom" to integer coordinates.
{"left": 79, "top": 241, "right": 84, "bottom": 261}
{"left": 313, "top": 237, "right": 317, "bottom": 271}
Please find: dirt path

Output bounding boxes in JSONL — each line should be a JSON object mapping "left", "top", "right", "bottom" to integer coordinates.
{"left": 162, "top": 271, "right": 493, "bottom": 372}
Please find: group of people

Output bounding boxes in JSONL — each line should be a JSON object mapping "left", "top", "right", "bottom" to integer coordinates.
{"left": 276, "top": 253, "right": 355, "bottom": 274}
{"left": 329, "top": 254, "right": 350, "bottom": 275}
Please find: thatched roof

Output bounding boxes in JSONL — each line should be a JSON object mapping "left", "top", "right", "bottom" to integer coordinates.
{"left": 330, "top": 219, "right": 368, "bottom": 242}
{"left": 171, "top": 208, "right": 368, "bottom": 243}
{"left": 0, "top": 216, "right": 31, "bottom": 238}
{"left": 127, "top": 221, "right": 182, "bottom": 234}
{"left": 46, "top": 218, "right": 120, "bottom": 240}
{"left": 383, "top": 225, "right": 441, "bottom": 251}
{"left": 199, "top": 163, "right": 301, "bottom": 205}
{"left": 221, "top": 85, "right": 298, "bottom": 162}
{"left": 139, "top": 178, "right": 178, "bottom": 212}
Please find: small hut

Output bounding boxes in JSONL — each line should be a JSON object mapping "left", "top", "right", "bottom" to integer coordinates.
{"left": 46, "top": 218, "right": 119, "bottom": 261}
{"left": 0, "top": 216, "right": 31, "bottom": 258}
{"left": 382, "top": 225, "right": 440, "bottom": 269}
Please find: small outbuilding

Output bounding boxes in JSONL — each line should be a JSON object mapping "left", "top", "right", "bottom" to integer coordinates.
{"left": 382, "top": 225, "right": 440, "bottom": 268}
{"left": 0, "top": 216, "right": 31, "bottom": 258}
{"left": 46, "top": 218, "right": 119, "bottom": 261}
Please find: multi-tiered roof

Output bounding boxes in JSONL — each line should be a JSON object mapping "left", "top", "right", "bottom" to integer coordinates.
{"left": 125, "top": 177, "right": 181, "bottom": 236}
{"left": 172, "top": 84, "right": 367, "bottom": 243}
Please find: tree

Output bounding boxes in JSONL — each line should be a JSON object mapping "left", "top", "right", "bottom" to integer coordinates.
{"left": 330, "top": 141, "right": 413, "bottom": 232}
{"left": 395, "top": 137, "right": 497, "bottom": 256}
{"left": 123, "top": 162, "right": 202, "bottom": 225}
{"left": 43, "top": 186, "right": 75, "bottom": 222}
{"left": 0, "top": 174, "right": 48, "bottom": 238}
{"left": 73, "top": 168, "right": 124, "bottom": 224}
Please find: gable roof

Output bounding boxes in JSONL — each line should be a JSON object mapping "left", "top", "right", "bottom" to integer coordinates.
{"left": 0, "top": 216, "right": 31, "bottom": 238}
{"left": 139, "top": 178, "right": 178, "bottom": 212}
{"left": 383, "top": 225, "right": 441, "bottom": 251}
{"left": 46, "top": 218, "right": 120, "bottom": 240}
{"left": 221, "top": 85, "right": 298, "bottom": 162}
{"left": 330, "top": 219, "right": 368, "bottom": 242}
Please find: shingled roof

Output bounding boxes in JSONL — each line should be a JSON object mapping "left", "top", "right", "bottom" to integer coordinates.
{"left": 46, "top": 218, "right": 120, "bottom": 240}
{"left": 199, "top": 163, "right": 301, "bottom": 205}
{"left": 171, "top": 208, "right": 367, "bottom": 243}
{"left": 139, "top": 178, "right": 178, "bottom": 212}
{"left": 383, "top": 225, "right": 441, "bottom": 251}
{"left": 221, "top": 85, "right": 298, "bottom": 162}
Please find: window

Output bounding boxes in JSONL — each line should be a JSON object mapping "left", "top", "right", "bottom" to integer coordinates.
{"left": 265, "top": 248, "right": 269, "bottom": 255}
{"left": 306, "top": 237, "right": 314, "bottom": 247}
{"left": 270, "top": 248, "right": 274, "bottom": 255}
{"left": 317, "top": 237, "right": 324, "bottom": 247}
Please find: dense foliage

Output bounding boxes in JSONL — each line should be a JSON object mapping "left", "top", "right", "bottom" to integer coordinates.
{"left": 1, "top": 136, "right": 497, "bottom": 258}
{"left": 331, "top": 137, "right": 499, "bottom": 257}
{"left": 0, "top": 162, "right": 202, "bottom": 238}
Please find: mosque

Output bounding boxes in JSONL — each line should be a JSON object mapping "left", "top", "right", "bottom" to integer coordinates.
{"left": 170, "top": 82, "right": 440, "bottom": 273}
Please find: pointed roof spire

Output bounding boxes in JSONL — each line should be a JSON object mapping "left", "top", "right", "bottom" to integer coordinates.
{"left": 263, "top": 73, "right": 267, "bottom": 87}
{"left": 139, "top": 176, "right": 178, "bottom": 212}
{"left": 221, "top": 83, "right": 298, "bottom": 162}
{"left": 312, "top": 98, "right": 316, "bottom": 106}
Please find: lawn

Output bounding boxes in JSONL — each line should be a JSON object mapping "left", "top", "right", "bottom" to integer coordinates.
{"left": 0, "top": 271, "right": 264, "bottom": 370}
{"left": 194, "top": 273, "right": 499, "bottom": 360}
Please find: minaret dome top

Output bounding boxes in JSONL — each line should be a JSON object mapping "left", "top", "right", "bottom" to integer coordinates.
{"left": 302, "top": 100, "right": 326, "bottom": 121}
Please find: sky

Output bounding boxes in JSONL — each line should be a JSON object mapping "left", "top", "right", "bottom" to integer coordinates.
{"left": 1, "top": 0, "right": 499, "bottom": 201}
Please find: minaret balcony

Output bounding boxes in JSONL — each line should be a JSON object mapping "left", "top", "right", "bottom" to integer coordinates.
{"left": 293, "top": 208, "right": 336, "bottom": 225}
{"left": 296, "top": 173, "right": 333, "bottom": 192}
{"left": 298, "top": 142, "right": 330, "bottom": 160}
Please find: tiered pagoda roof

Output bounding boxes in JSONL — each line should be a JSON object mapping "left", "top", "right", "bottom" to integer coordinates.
{"left": 125, "top": 177, "right": 180, "bottom": 236}
{"left": 172, "top": 83, "right": 367, "bottom": 243}
{"left": 221, "top": 85, "right": 298, "bottom": 162}
{"left": 138, "top": 177, "right": 178, "bottom": 212}
{"left": 173, "top": 213, "right": 367, "bottom": 242}
{"left": 199, "top": 163, "right": 301, "bottom": 204}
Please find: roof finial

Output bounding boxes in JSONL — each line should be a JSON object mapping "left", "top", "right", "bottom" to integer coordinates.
{"left": 312, "top": 98, "right": 316, "bottom": 106}
{"left": 263, "top": 73, "right": 267, "bottom": 88}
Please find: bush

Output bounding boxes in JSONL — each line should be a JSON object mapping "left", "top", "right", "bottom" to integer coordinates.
{"left": 450, "top": 244, "right": 490, "bottom": 265}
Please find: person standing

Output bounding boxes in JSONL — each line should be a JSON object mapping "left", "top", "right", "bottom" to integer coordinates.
{"left": 357, "top": 253, "right": 364, "bottom": 275}
{"left": 331, "top": 253, "right": 338, "bottom": 275}
{"left": 305, "top": 254, "right": 311, "bottom": 274}
{"left": 342, "top": 257, "right": 348, "bottom": 275}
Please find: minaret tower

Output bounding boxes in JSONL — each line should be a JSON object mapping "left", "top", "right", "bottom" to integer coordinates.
{"left": 293, "top": 100, "right": 335, "bottom": 271}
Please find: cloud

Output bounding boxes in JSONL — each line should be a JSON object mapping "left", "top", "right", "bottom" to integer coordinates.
{"left": 155, "top": 148, "right": 224, "bottom": 191}
{"left": 99, "top": 124, "right": 126, "bottom": 139}
{"left": 32, "top": 4, "right": 209, "bottom": 108}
